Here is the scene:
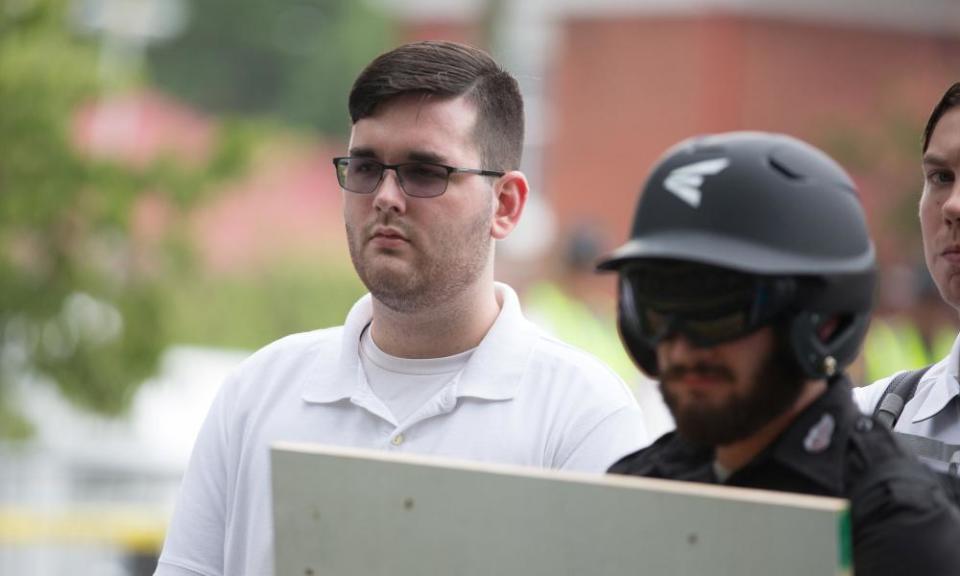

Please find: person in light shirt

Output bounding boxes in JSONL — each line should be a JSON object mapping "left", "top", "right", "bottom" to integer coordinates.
{"left": 153, "top": 41, "right": 648, "bottom": 576}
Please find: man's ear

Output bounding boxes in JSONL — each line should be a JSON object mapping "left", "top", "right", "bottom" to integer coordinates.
{"left": 491, "top": 171, "right": 528, "bottom": 240}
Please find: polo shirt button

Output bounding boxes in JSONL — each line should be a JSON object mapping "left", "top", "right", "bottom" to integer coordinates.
{"left": 392, "top": 434, "right": 405, "bottom": 446}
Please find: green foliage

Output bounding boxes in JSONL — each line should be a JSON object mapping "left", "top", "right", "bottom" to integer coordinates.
{"left": 0, "top": 400, "right": 34, "bottom": 441}
{"left": 147, "top": 0, "right": 396, "bottom": 137}
{"left": 161, "top": 261, "right": 366, "bottom": 351}
{"left": 0, "top": 0, "right": 253, "bottom": 435}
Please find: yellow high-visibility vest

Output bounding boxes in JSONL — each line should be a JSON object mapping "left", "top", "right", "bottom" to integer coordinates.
{"left": 864, "top": 316, "right": 954, "bottom": 383}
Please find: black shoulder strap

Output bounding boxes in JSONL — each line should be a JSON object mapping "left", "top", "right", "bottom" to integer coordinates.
{"left": 935, "top": 469, "right": 960, "bottom": 504}
{"left": 872, "top": 365, "right": 932, "bottom": 429}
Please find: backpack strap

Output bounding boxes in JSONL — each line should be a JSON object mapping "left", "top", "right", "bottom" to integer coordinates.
{"left": 872, "top": 365, "right": 932, "bottom": 429}
{"left": 893, "top": 432, "right": 960, "bottom": 475}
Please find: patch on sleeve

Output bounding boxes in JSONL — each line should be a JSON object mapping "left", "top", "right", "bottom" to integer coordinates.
{"left": 804, "top": 413, "right": 836, "bottom": 454}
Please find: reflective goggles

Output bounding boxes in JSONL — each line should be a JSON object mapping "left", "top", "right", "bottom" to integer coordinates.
{"left": 619, "top": 261, "right": 800, "bottom": 347}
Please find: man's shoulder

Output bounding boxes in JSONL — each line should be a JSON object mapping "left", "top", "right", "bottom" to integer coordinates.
{"left": 854, "top": 352, "right": 951, "bottom": 414}
{"left": 249, "top": 326, "right": 344, "bottom": 362}
{"left": 842, "top": 413, "right": 947, "bottom": 502}
{"left": 206, "top": 326, "right": 350, "bottom": 418}
{"left": 522, "top": 331, "right": 640, "bottom": 408}
{"left": 852, "top": 374, "right": 896, "bottom": 414}
{"left": 843, "top": 409, "right": 911, "bottom": 465}
{"left": 227, "top": 326, "right": 346, "bottom": 387}
{"left": 528, "top": 330, "right": 626, "bottom": 381}
{"left": 842, "top": 415, "right": 960, "bottom": 574}
{"left": 492, "top": 282, "right": 626, "bottom": 386}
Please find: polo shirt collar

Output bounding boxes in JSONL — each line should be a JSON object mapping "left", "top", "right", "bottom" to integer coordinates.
{"left": 301, "top": 282, "right": 538, "bottom": 404}
{"left": 912, "top": 333, "right": 960, "bottom": 423}
{"left": 455, "top": 282, "right": 539, "bottom": 400}
{"left": 301, "top": 293, "right": 373, "bottom": 404}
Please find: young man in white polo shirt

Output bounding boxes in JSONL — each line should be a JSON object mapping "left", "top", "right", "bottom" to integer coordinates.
{"left": 154, "top": 41, "right": 648, "bottom": 576}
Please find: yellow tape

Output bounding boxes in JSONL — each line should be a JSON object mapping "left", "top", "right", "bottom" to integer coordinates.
{"left": 0, "top": 507, "right": 167, "bottom": 554}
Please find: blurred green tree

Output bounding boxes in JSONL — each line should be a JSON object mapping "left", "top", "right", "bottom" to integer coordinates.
{"left": 161, "top": 262, "right": 366, "bottom": 351}
{"left": 0, "top": 0, "right": 252, "bottom": 438}
{"left": 147, "top": 0, "right": 395, "bottom": 137}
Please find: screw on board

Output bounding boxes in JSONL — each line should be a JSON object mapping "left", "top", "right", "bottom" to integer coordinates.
{"left": 404, "top": 497, "right": 415, "bottom": 510}
{"left": 305, "top": 568, "right": 315, "bottom": 575}
{"left": 687, "top": 533, "right": 698, "bottom": 546}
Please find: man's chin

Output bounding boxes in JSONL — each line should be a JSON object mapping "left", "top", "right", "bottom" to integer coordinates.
{"left": 359, "top": 256, "right": 415, "bottom": 285}
{"left": 668, "top": 402, "right": 758, "bottom": 446}
{"left": 663, "top": 380, "right": 733, "bottom": 411}
{"left": 363, "top": 273, "right": 427, "bottom": 313}
{"left": 674, "top": 418, "right": 753, "bottom": 447}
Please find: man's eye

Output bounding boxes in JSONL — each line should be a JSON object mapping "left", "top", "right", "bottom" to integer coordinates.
{"left": 406, "top": 164, "right": 446, "bottom": 180}
{"left": 354, "top": 161, "right": 379, "bottom": 174}
{"left": 927, "top": 170, "right": 955, "bottom": 185}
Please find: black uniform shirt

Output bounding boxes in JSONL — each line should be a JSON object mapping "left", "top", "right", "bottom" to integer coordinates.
{"left": 609, "top": 379, "right": 960, "bottom": 575}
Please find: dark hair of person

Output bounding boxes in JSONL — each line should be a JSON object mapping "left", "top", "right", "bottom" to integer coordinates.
{"left": 922, "top": 82, "right": 960, "bottom": 153}
{"left": 348, "top": 40, "right": 524, "bottom": 172}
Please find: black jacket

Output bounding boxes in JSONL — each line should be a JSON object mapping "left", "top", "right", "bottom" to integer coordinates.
{"left": 609, "top": 380, "right": 960, "bottom": 575}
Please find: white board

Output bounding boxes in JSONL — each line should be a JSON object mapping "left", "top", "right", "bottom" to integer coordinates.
{"left": 272, "top": 443, "right": 851, "bottom": 576}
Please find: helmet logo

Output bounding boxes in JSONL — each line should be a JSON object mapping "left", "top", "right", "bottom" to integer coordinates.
{"left": 663, "top": 158, "right": 730, "bottom": 208}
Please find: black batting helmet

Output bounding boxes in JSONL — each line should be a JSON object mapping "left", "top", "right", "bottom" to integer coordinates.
{"left": 597, "top": 132, "right": 876, "bottom": 380}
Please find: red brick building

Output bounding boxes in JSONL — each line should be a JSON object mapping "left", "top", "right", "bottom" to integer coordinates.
{"left": 396, "top": 1, "right": 960, "bottom": 270}
{"left": 546, "top": 12, "right": 960, "bottom": 266}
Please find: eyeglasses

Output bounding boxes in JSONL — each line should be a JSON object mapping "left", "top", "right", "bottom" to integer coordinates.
{"left": 618, "top": 261, "right": 800, "bottom": 348}
{"left": 332, "top": 157, "right": 505, "bottom": 198}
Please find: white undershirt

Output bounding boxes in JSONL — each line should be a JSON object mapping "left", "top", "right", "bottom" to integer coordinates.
{"left": 360, "top": 324, "right": 476, "bottom": 424}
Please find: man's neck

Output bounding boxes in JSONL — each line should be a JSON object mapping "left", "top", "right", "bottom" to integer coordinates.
{"left": 369, "top": 281, "right": 502, "bottom": 359}
{"left": 715, "top": 380, "right": 828, "bottom": 473}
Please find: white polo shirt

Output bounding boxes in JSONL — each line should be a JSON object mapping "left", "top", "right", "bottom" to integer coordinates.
{"left": 854, "top": 332, "right": 960, "bottom": 473}
{"left": 155, "top": 282, "right": 648, "bottom": 576}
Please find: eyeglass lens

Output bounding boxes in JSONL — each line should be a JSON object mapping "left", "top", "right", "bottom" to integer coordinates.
{"left": 339, "top": 158, "right": 449, "bottom": 198}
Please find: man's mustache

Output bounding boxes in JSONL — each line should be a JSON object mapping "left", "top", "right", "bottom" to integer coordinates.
{"left": 661, "top": 362, "right": 735, "bottom": 385}
{"left": 365, "top": 215, "right": 412, "bottom": 240}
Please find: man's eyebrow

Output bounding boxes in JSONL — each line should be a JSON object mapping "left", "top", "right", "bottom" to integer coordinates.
{"left": 922, "top": 153, "right": 950, "bottom": 167}
{"left": 347, "top": 147, "right": 378, "bottom": 158}
{"left": 405, "top": 150, "right": 448, "bottom": 164}
{"left": 345, "top": 148, "right": 450, "bottom": 164}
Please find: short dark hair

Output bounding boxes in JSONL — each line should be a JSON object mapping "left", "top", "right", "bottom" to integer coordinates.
{"left": 348, "top": 41, "right": 524, "bottom": 172}
{"left": 922, "top": 82, "right": 960, "bottom": 153}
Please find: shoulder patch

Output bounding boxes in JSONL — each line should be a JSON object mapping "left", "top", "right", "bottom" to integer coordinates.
{"left": 804, "top": 413, "right": 836, "bottom": 454}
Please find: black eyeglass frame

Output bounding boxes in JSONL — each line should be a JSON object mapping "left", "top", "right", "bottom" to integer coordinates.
{"left": 332, "top": 156, "right": 505, "bottom": 198}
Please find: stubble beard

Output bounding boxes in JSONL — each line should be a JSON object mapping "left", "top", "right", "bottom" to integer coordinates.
{"left": 660, "top": 332, "right": 807, "bottom": 446}
{"left": 346, "top": 208, "right": 493, "bottom": 314}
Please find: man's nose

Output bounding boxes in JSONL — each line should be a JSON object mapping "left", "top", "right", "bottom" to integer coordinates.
{"left": 659, "top": 333, "right": 699, "bottom": 361}
{"left": 943, "top": 180, "right": 960, "bottom": 223}
{"left": 372, "top": 169, "right": 407, "bottom": 214}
